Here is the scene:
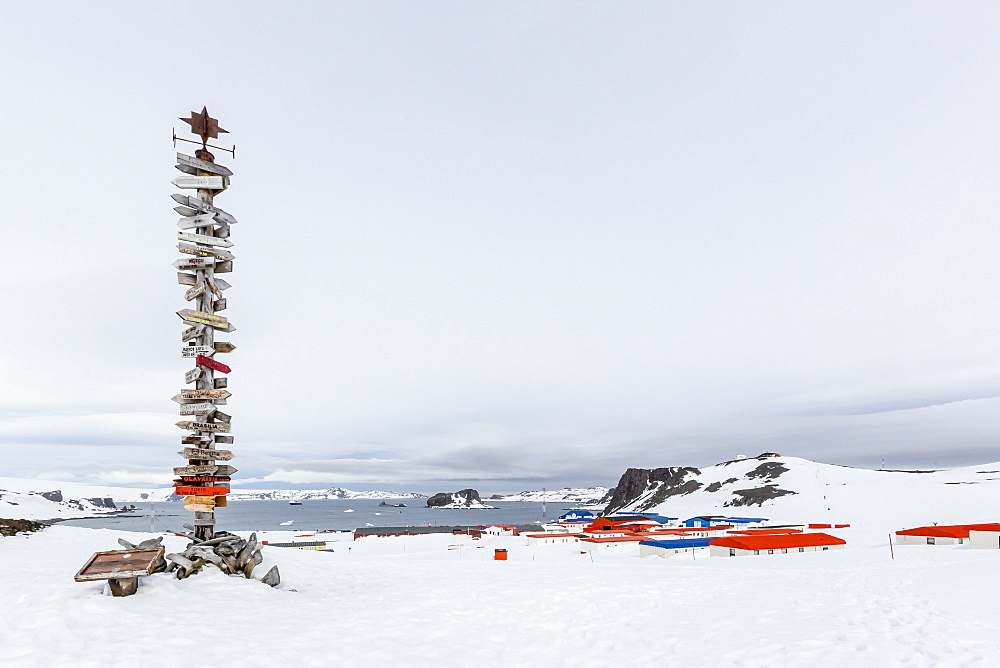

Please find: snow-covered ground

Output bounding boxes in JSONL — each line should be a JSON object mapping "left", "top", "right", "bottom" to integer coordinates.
{"left": 227, "top": 488, "right": 426, "bottom": 501}
{"left": 3, "top": 523, "right": 1000, "bottom": 666}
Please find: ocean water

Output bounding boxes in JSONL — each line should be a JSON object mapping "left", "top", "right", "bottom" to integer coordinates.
{"left": 54, "top": 499, "right": 558, "bottom": 533}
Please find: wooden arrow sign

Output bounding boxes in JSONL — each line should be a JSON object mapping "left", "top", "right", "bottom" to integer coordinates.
{"left": 171, "top": 194, "right": 238, "bottom": 225}
{"left": 214, "top": 277, "right": 232, "bottom": 291}
{"left": 196, "top": 355, "right": 231, "bottom": 374}
{"left": 180, "top": 388, "right": 231, "bottom": 400}
{"left": 173, "top": 257, "right": 215, "bottom": 270}
{"left": 212, "top": 298, "right": 227, "bottom": 312}
{"left": 184, "top": 284, "right": 205, "bottom": 301}
{"left": 177, "top": 272, "right": 196, "bottom": 287}
{"left": 184, "top": 368, "right": 202, "bottom": 385}
{"left": 214, "top": 377, "right": 228, "bottom": 389}
{"left": 174, "top": 464, "right": 218, "bottom": 476}
{"left": 177, "top": 309, "right": 228, "bottom": 328}
{"left": 183, "top": 495, "right": 216, "bottom": 505}
{"left": 213, "top": 410, "right": 232, "bottom": 424}
{"left": 176, "top": 420, "right": 231, "bottom": 433}
{"left": 171, "top": 175, "right": 228, "bottom": 190}
{"left": 214, "top": 435, "right": 234, "bottom": 444}
{"left": 176, "top": 486, "right": 230, "bottom": 496}
{"left": 182, "top": 346, "right": 214, "bottom": 358}
{"left": 215, "top": 260, "right": 233, "bottom": 274}
{"left": 177, "top": 231, "right": 234, "bottom": 248}
{"left": 178, "top": 241, "right": 234, "bottom": 261}
{"left": 181, "top": 324, "right": 206, "bottom": 341}
{"left": 181, "top": 434, "right": 213, "bottom": 445}
{"left": 174, "top": 464, "right": 236, "bottom": 476}
{"left": 213, "top": 342, "right": 236, "bottom": 354}
{"left": 180, "top": 447, "right": 235, "bottom": 460}
{"left": 179, "top": 403, "right": 217, "bottom": 416}
{"left": 177, "top": 212, "right": 220, "bottom": 230}
{"left": 184, "top": 503, "right": 215, "bottom": 512}
{"left": 176, "top": 152, "right": 234, "bottom": 177}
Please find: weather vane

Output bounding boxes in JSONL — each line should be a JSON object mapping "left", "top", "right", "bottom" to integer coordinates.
{"left": 173, "top": 106, "right": 235, "bottom": 161}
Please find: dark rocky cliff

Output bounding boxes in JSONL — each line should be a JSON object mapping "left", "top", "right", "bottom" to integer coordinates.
{"left": 603, "top": 467, "right": 702, "bottom": 514}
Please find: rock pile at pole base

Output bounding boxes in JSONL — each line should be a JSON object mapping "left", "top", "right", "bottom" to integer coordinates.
{"left": 166, "top": 529, "right": 279, "bottom": 586}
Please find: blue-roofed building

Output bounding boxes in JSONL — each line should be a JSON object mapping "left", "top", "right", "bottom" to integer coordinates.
{"left": 558, "top": 510, "right": 595, "bottom": 522}
{"left": 682, "top": 516, "right": 728, "bottom": 528}
{"left": 639, "top": 538, "right": 713, "bottom": 558}
{"left": 724, "top": 517, "right": 769, "bottom": 526}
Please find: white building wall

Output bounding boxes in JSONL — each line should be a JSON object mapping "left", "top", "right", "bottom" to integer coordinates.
{"left": 710, "top": 544, "right": 845, "bottom": 557}
{"left": 895, "top": 534, "right": 959, "bottom": 545}
{"left": 969, "top": 531, "right": 1000, "bottom": 549}
{"left": 640, "top": 544, "right": 701, "bottom": 558}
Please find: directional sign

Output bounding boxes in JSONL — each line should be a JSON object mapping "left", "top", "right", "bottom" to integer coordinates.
{"left": 196, "top": 355, "right": 231, "bottom": 374}
{"left": 181, "top": 324, "right": 206, "bottom": 341}
{"left": 177, "top": 231, "right": 233, "bottom": 248}
{"left": 213, "top": 410, "right": 232, "bottom": 425}
{"left": 171, "top": 393, "right": 198, "bottom": 404}
{"left": 215, "top": 260, "right": 233, "bottom": 274}
{"left": 175, "top": 152, "right": 234, "bottom": 178}
{"left": 214, "top": 278, "right": 232, "bottom": 291}
{"left": 177, "top": 309, "right": 228, "bottom": 328}
{"left": 181, "top": 476, "right": 230, "bottom": 483}
{"left": 180, "top": 447, "right": 235, "bottom": 460}
{"left": 183, "top": 495, "right": 216, "bottom": 506}
{"left": 179, "top": 403, "right": 217, "bottom": 416}
{"left": 171, "top": 175, "right": 228, "bottom": 190}
{"left": 174, "top": 464, "right": 236, "bottom": 476}
{"left": 182, "top": 346, "right": 214, "bottom": 358}
{"left": 178, "top": 241, "right": 234, "bottom": 261}
{"left": 212, "top": 298, "right": 227, "bottom": 312}
{"left": 177, "top": 213, "right": 220, "bottom": 230}
{"left": 173, "top": 257, "right": 215, "bottom": 270}
{"left": 184, "top": 503, "right": 215, "bottom": 513}
{"left": 181, "top": 434, "right": 212, "bottom": 445}
{"left": 177, "top": 272, "right": 196, "bottom": 286}
{"left": 214, "top": 435, "right": 235, "bottom": 445}
{"left": 180, "top": 389, "right": 231, "bottom": 400}
{"left": 184, "top": 367, "right": 202, "bottom": 384}
{"left": 214, "top": 377, "right": 228, "bottom": 389}
{"left": 171, "top": 194, "right": 238, "bottom": 225}
{"left": 213, "top": 342, "right": 236, "bottom": 354}
{"left": 176, "top": 420, "right": 231, "bottom": 433}
{"left": 176, "top": 486, "right": 230, "bottom": 496}
{"left": 184, "top": 284, "right": 205, "bottom": 301}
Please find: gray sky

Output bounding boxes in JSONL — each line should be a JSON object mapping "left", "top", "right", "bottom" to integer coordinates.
{"left": 2, "top": 2, "right": 999, "bottom": 493}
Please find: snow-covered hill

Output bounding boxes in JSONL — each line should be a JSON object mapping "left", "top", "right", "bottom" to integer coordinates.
{"left": 0, "top": 488, "right": 124, "bottom": 521}
{"left": 489, "top": 486, "right": 609, "bottom": 504}
{"left": 605, "top": 454, "right": 1000, "bottom": 527}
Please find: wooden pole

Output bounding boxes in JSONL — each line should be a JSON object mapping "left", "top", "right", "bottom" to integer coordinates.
{"left": 889, "top": 533, "right": 895, "bottom": 560}
{"left": 192, "top": 173, "right": 217, "bottom": 542}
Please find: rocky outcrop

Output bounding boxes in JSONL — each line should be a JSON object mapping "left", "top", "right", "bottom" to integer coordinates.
{"left": 85, "top": 497, "right": 117, "bottom": 509}
{"left": 426, "top": 489, "right": 492, "bottom": 508}
{"left": 0, "top": 518, "right": 47, "bottom": 537}
{"left": 724, "top": 485, "right": 796, "bottom": 507}
{"left": 603, "top": 467, "right": 702, "bottom": 514}
{"left": 39, "top": 491, "right": 63, "bottom": 503}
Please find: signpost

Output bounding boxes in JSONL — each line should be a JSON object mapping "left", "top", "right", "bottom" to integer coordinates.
{"left": 171, "top": 175, "right": 228, "bottom": 190}
{"left": 170, "top": 108, "right": 238, "bottom": 542}
{"left": 196, "top": 354, "right": 231, "bottom": 374}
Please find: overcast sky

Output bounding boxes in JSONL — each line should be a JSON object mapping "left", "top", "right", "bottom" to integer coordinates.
{"left": 2, "top": 2, "right": 999, "bottom": 493}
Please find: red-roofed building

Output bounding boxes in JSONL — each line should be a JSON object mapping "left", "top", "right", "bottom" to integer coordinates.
{"left": 709, "top": 532, "right": 846, "bottom": 557}
{"left": 894, "top": 523, "right": 1000, "bottom": 545}
{"left": 524, "top": 533, "right": 581, "bottom": 546}
{"left": 726, "top": 528, "right": 803, "bottom": 536}
{"left": 579, "top": 535, "right": 650, "bottom": 549}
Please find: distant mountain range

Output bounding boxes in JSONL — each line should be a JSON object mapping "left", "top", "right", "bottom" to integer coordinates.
{"left": 489, "top": 487, "right": 610, "bottom": 504}
{"left": 226, "top": 488, "right": 426, "bottom": 501}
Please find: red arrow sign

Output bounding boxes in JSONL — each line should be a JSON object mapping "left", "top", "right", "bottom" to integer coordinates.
{"left": 196, "top": 355, "right": 231, "bottom": 374}
{"left": 180, "top": 476, "right": 231, "bottom": 483}
{"left": 175, "top": 486, "right": 230, "bottom": 496}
